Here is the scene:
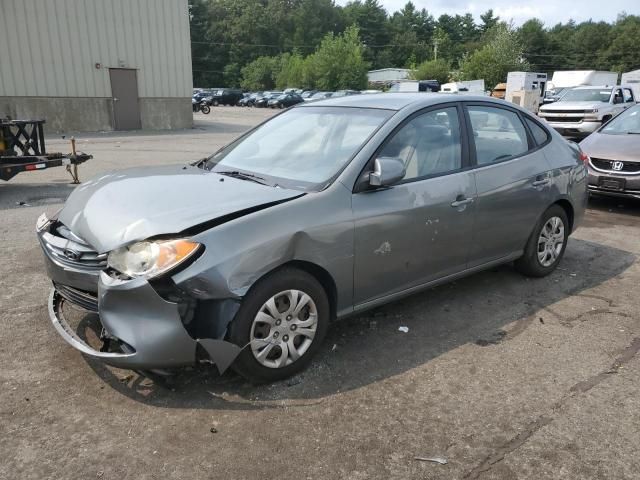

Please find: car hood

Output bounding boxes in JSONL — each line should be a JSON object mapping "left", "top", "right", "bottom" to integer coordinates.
{"left": 581, "top": 132, "right": 640, "bottom": 162}
{"left": 58, "top": 164, "right": 304, "bottom": 253}
{"left": 540, "top": 101, "right": 604, "bottom": 111}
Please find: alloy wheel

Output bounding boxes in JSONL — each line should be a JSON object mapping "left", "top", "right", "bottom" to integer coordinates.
{"left": 537, "top": 216, "right": 565, "bottom": 267}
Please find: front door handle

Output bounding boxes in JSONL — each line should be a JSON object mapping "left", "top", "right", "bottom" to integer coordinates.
{"left": 451, "top": 196, "right": 474, "bottom": 208}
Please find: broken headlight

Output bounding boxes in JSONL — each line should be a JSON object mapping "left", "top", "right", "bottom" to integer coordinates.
{"left": 107, "top": 239, "right": 201, "bottom": 279}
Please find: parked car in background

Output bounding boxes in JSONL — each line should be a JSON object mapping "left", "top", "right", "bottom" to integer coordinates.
{"left": 331, "top": 90, "right": 362, "bottom": 97}
{"left": 241, "top": 92, "right": 266, "bottom": 107}
{"left": 268, "top": 92, "right": 304, "bottom": 109}
{"left": 236, "top": 92, "right": 251, "bottom": 106}
{"left": 300, "top": 90, "right": 317, "bottom": 100}
{"left": 581, "top": 104, "right": 640, "bottom": 199}
{"left": 255, "top": 92, "right": 283, "bottom": 108}
{"left": 538, "top": 85, "right": 636, "bottom": 137}
{"left": 206, "top": 88, "right": 244, "bottom": 106}
{"left": 543, "top": 70, "right": 618, "bottom": 104}
{"left": 193, "top": 89, "right": 215, "bottom": 104}
{"left": 306, "top": 91, "right": 333, "bottom": 102}
{"left": 39, "top": 94, "right": 586, "bottom": 383}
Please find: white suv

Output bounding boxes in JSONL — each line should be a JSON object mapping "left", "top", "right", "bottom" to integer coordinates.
{"left": 538, "top": 85, "right": 636, "bottom": 136}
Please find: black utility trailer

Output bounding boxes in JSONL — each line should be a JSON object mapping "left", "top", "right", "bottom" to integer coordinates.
{"left": 0, "top": 119, "right": 91, "bottom": 182}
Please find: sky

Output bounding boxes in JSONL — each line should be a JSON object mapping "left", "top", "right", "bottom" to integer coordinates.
{"left": 341, "top": 0, "right": 638, "bottom": 26}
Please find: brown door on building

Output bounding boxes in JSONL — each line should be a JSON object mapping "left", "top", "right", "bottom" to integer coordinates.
{"left": 109, "top": 68, "right": 141, "bottom": 130}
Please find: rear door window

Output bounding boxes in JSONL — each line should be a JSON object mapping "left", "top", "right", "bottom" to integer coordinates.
{"left": 524, "top": 117, "right": 550, "bottom": 146}
{"left": 466, "top": 105, "right": 529, "bottom": 165}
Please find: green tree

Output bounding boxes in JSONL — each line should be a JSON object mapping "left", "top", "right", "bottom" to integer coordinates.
{"left": 599, "top": 14, "right": 640, "bottom": 72}
{"left": 460, "top": 23, "right": 530, "bottom": 88}
{"left": 307, "top": 25, "right": 369, "bottom": 90}
{"left": 275, "top": 52, "right": 308, "bottom": 89}
{"left": 410, "top": 58, "right": 451, "bottom": 84}
{"left": 343, "top": 0, "right": 390, "bottom": 68}
{"left": 479, "top": 9, "right": 499, "bottom": 33}
{"left": 240, "top": 56, "right": 280, "bottom": 90}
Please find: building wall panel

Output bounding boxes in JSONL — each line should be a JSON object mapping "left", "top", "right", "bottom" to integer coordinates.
{"left": 0, "top": 0, "right": 192, "bottom": 99}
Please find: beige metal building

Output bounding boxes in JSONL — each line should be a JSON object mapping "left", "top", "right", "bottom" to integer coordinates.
{"left": 0, "top": 0, "right": 193, "bottom": 132}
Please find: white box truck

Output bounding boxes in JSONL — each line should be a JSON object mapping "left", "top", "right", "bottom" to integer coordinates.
{"left": 505, "top": 72, "right": 548, "bottom": 112}
{"left": 621, "top": 70, "right": 640, "bottom": 102}
{"left": 543, "top": 70, "right": 618, "bottom": 104}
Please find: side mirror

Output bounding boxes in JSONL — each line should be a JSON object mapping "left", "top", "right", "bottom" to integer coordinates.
{"left": 369, "top": 157, "right": 406, "bottom": 187}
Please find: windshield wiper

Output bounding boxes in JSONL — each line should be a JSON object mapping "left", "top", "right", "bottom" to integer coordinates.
{"left": 216, "top": 170, "right": 269, "bottom": 185}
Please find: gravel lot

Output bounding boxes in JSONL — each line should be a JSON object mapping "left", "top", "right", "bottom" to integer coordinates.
{"left": 1, "top": 107, "right": 639, "bottom": 479}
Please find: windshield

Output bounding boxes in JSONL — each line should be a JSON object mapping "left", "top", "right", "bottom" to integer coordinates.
{"left": 204, "top": 106, "right": 392, "bottom": 190}
{"left": 601, "top": 105, "right": 640, "bottom": 134}
{"left": 562, "top": 88, "right": 611, "bottom": 102}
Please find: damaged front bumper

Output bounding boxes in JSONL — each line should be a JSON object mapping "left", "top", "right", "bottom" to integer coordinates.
{"left": 40, "top": 219, "right": 243, "bottom": 374}
{"left": 48, "top": 273, "right": 243, "bottom": 374}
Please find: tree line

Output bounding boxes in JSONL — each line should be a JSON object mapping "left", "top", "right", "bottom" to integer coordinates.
{"left": 189, "top": 0, "right": 640, "bottom": 91}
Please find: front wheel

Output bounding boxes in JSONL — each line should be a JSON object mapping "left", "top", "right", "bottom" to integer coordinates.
{"left": 515, "top": 205, "right": 569, "bottom": 277}
{"left": 228, "top": 268, "right": 329, "bottom": 383}
{"left": 201, "top": 105, "right": 211, "bottom": 114}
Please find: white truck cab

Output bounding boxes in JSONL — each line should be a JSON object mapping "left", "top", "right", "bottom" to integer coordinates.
{"left": 538, "top": 85, "right": 636, "bottom": 136}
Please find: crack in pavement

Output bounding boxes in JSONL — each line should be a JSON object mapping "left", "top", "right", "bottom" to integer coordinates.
{"left": 463, "top": 337, "right": 640, "bottom": 479}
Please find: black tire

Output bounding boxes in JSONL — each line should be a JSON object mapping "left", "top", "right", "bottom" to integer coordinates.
{"left": 212, "top": 99, "right": 219, "bottom": 106}
{"left": 515, "top": 205, "right": 569, "bottom": 277}
{"left": 201, "top": 105, "right": 211, "bottom": 115}
{"left": 228, "top": 268, "right": 330, "bottom": 383}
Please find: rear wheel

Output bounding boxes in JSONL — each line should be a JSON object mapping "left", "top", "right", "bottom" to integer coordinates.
{"left": 515, "top": 205, "right": 569, "bottom": 277}
{"left": 228, "top": 268, "right": 329, "bottom": 383}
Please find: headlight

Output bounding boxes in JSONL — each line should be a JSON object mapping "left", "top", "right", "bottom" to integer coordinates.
{"left": 585, "top": 108, "right": 598, "bottom": 113}
{"left": 107, "top": 239, "right": 201, "bottom": 279}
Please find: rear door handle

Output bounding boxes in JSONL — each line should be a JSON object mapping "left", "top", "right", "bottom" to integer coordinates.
{"left": 451, "top": 196, "right": 474, "bottom": 208}
{"left": 532, "top": 177, "right": 551, "bottom": 187}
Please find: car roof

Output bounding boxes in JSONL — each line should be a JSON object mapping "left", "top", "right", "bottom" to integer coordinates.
{"left": 297, "top": 93, "right": 507, "bottom": 111}
{"left": 573, "top": 85, "right": 613, "bottom": 89}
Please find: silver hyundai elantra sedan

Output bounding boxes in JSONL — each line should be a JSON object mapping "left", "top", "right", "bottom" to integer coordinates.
{"left": 38, "top": 94, "right": 588, "bottom": 382}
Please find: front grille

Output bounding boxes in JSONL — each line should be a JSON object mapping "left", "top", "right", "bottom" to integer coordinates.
{"left": 591, "top": 158, "right": 640, "bottom": 173}
{"left": 41, "top": 221, "right": 107, "bottom": 270}
{"left": 541, "top": 109, "right": 591, "bottom": 114}
{"left": 54, "top": 282, "right": 99, "bottom": 312}
{"left": 544, "top": 116, "right": 583, "bottom": 123}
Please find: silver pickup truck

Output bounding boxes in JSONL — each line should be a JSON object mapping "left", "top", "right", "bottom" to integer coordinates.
{"left": 538, "top": 85, "right": 637, "bottom": 137}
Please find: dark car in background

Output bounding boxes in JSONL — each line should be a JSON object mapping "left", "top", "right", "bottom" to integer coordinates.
{"left": 268, "top": 92, "right": 304, "bottom": 109}
{"left": 581, "top": 104, "right": 640, "bottom": 199}
{"left": 255, "top": 92, "right": 283, "bottom": 108}
{"left": 39, "top": 94, "right": 586, "bottom": 383}
{"left": 206, "top": 88, "right": 244, "bottom": 106}
{"left": 238, "top": 92, "right": 262, "bottom": 107}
